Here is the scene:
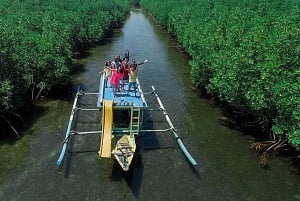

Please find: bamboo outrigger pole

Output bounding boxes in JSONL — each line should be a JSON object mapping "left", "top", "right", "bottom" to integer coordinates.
{"left": 151, "top": 86, "right": 197, "bottom": 167}
{"left": 56, "top": 90, "right": 81, "bottom": 166}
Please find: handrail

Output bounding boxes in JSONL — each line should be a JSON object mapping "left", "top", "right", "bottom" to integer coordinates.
{"left": 137, "top": 78, "right": 148, "bottom": 107}
{"left": 97, "top": 74, "right": 105, "bottom": 107}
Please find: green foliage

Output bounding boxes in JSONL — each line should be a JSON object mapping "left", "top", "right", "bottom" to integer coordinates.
{"left": 140, "top": 0, "right": 300, "bottom": 149}
{"left": 0, "top": 0, "right": 130, "bottom": 113}
{"left": 0, "top": 81, "right": 13, "bottom": 113}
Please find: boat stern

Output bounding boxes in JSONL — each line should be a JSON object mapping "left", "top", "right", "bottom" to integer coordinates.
{"left": 111, "top": 135, "right": 136, "bottom": 171}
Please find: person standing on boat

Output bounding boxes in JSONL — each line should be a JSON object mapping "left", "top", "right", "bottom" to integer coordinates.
{"left": 112, "top": 54, "right": 122, "bottom": 69}
{"left": 110, "top": 63, "right": 123, "bottom": 97}
{"left": 127, "top": 59, "right": 148, "bottom": 96}
{"left": 99, "top": 60, "right": 111, "bottom": 87}
{"left": 120, "top": 57, "right": 129, "bottom": 91}
{"left": 123, "top": 50, "right": 129, "bottom": 61}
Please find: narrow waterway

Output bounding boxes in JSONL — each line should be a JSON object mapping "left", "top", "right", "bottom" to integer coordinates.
{"left": 1, "top": 8, "right": 300, "bottom": 201}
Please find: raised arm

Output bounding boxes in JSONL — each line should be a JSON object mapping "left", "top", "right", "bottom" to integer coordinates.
{"left": 137, "top": 59, "right": 148, "bottom": 65}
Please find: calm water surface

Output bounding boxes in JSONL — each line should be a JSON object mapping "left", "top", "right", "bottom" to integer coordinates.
{"left": 1, "top": 9, "right": 300, "bottom": 201}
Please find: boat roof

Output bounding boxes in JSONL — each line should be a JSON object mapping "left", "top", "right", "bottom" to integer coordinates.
{"left": 97, "top": 75, "right": 148, "bottom": 108}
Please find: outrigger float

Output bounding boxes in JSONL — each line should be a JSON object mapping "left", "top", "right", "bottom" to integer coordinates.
{"left": 57, "top": 73, "right": 197, "bottom": 171}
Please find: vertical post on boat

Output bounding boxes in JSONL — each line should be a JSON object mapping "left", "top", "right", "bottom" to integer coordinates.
{"left": 97, "top": 74, "right": 105, "bottom": 107}
{"left": 151, "top": 86, "right": 198, "bottom": 167}
{"left": 56, "top": 89, "right": 81, "bottom": 166}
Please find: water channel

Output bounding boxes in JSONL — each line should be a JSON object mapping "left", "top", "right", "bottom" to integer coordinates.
{"left": 1, "top": 8, "right": 300, "bottom": 201}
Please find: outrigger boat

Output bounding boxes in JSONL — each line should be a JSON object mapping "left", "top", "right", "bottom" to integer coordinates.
{"left": 96, "top": 73, "right": 148, "bottom": 171}
{"left": 57, "top": 70, "right": 197, "bottom": 171}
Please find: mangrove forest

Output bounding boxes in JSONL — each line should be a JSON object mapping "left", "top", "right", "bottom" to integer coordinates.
{"left": 140, "top": 0, "right": 300, "bottom": 156}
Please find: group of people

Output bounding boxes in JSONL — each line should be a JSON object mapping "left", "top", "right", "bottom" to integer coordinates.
{"left": 99, "top": 50, "right": 148, "bottom": 97}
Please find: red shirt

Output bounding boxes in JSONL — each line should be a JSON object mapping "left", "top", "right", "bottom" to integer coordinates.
{"left": 122, "top": 63, "right": 129, "bottom": 80}
{"left": 110, "top": 69, "right": 121, "bottom": 86}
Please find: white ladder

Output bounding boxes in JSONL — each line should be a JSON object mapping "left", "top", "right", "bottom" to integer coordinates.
{"left": 130, "top": 107, "right": 140, "bottom": 137}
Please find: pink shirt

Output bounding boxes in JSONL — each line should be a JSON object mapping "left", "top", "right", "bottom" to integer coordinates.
{"left": 110, "top": 69, "right": 121, "bottom": 86}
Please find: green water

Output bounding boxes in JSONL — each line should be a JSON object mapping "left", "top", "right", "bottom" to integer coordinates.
{"left": 0, "top": 9, "right": 300, "bottom": 201}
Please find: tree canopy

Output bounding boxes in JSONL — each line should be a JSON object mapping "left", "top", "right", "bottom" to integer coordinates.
{"left": 0, "top": 0, "right": 131, "bottom": 115}
{"left": 140, "top": 0, "right": 300, "bottom": 149}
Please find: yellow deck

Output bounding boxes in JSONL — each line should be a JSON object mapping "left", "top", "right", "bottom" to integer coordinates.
{"left": 98, "top": 100, "right": 113, "bottom": 158}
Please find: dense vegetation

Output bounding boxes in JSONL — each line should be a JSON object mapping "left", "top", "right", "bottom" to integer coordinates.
{"left": 0, "top": 0, "right": 131, "bottom": 134}
{"left": 140, "top": 0, "right": 300, "bottom": 150}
